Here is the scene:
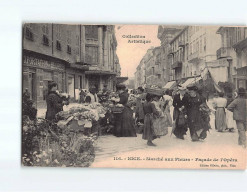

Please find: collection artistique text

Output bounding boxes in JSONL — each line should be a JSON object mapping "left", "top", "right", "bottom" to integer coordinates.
{"left": 122, "top": 35, "right": 151, "bottom": 44}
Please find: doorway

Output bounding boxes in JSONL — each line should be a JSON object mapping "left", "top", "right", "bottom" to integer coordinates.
{"left": 68, "top": 75, "right": 75, "bottom": 98}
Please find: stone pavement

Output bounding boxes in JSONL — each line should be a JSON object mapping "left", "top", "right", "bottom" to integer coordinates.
{"left": 93, "top": 126, "right": 244, "bottom": 164}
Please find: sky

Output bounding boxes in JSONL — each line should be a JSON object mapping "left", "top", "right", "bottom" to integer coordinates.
{"left": 115, "top": 25, "right": 161, "bottom": 77}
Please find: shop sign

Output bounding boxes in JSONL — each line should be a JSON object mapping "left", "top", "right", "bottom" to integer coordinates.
{"left": 23, "top": 55, "right": 65, "bottom": 72}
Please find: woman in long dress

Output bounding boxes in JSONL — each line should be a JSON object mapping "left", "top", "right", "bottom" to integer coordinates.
{"left": 152, "top": 95, "right": 168, "bottom": 137}
{"left": 163, "top": 90, "right": 173, "bottom": 127}
{"left": 114, "top": 84, "right": 137, "bottom": 137}
{"left": 45, "top": 82, "right": 63, "bottom": 121}
{"left": 213, "top": 92, "right": 227, "bottom": 132}
{"left": 142, "top": 93, "right": 160, "bottom": 146}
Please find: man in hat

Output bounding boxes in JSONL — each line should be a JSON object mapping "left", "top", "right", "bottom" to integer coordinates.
{"left": 172, "top": 85, "right": 189, "bottom": 139}
{"left": 227, "top": 88, "right": 247, "bottom": 148}
{"left": 185, "top": 84, "right": 209, "bottom": 141}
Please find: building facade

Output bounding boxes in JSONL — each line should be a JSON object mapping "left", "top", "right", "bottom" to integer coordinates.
{"left": 157, "top": 25, "right": 184, "bottom": 86}
{"left": 217, "top": 26, "right": 247, "bottom": 90}
{"left": 23, "top": 23, "right": 120, "bottom": 108}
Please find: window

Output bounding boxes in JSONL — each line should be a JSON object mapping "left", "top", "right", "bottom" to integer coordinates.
{"left": 42, "top": 24, "right": 49, "bottom": 35}
{"left": 67, "top": 45, "right": 71, "bottom": 54}
{"left": 67, "top": 30, "right": 72, "bottom": 44}
{"left": 55, "top": 25, "right": 61, "bottom": 40}
{"left": 43, "top": 35, "right": 49, "bottom": 46}
{"left": 85, "top": 25, "right": 98, "bottom": 40}
{"left": 56, "top": 40, "right": 61, "bottom": 51}
{"left": 25, "top": 26, "right": 33, "bottom": 41}
{"left": 85, "top": 46, "right": 98, "bottom": 64}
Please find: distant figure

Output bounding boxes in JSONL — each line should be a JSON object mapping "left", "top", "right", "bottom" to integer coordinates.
{"left": 79, "top": 88, "right": 86, "bottom": 103}
{"left": 227, "top": 88, "right": 247, "bottom": 148}
{"left": 45, "top": 82, "right": 64, "bottom": 121}
{"left": 135, "top": 87, "right": 146, "bottom": 124}
{"left": 87, "top": 86, "right": 99, "bottom": 103}
{"left": 213, "top": 92, "right": 227, "bottom": 132}
{"left": 23, "top": 88, "right": 31, "bottom": 101}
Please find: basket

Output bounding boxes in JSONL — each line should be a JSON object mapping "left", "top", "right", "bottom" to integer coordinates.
{"left": 146, "top": 88, "right": 163, "bottom": 96}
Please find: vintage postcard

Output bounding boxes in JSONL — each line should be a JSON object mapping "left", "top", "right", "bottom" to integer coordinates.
{"left": 22, "top": 24, "right": 247, "bottom": 169}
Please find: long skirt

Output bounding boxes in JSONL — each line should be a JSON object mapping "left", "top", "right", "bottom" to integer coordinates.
{"left": 164, "top": 106, "right": 172, "bottom": 127}
{"left": 153, "top": 116, "right": 168, "bottom": 137}
{"left": 226, "top": 109, "right": 236, "bottom": 129}
{"left": 142, "top": 114, "right": 156, "bottom": 141}
{"left": 114, "top": 106, "right": 137, "bottom": 137}
{"left": 215, "top": 108, "right": 226, "bottom": 131}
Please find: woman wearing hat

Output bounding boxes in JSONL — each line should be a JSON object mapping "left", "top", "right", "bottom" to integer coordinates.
{"left": 114, "top": 84, "right": 137, "bottom": 137}
{"left": 142, "top": 93, "right": 160, "bottom": 146}
{"left": 227, "top": 88, "right": 247, "bottom": 148}
{"left": 172, "top": 85, "right": 189, "bottom": 140}
{"left": 45, "top": 81, "right": 64, "bottom": 121}
{"left": 185, "top": 84, "right": 209, "bottom": 141}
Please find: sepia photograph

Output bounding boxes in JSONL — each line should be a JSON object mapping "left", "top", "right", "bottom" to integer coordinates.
{"left": 21, "top": 23, "right": 247, "bottom": 169}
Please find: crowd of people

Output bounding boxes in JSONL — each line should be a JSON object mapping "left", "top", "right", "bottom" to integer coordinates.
{"left": 40, "top": 80, "right": 246, "bottom": 148}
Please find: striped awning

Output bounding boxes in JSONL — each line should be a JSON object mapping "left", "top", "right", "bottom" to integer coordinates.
{"left": 163, "top": 81, "right": 176, "bottom": 89}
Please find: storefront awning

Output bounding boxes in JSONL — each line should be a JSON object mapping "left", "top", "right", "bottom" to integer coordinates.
{"left": 181, "top": 77, "right": 198, "bottom": 87}
{"left": 163, "top": 81, "right": 176, "bottom": 89}
{"left": 85, "top": 70, "right": 117, "bottom": 76}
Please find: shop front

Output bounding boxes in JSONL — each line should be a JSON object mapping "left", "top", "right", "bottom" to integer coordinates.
{"left": 233, "top": 66, "right": 247, "bottom": 90}
{"left": 65, "top": 64, "right": 87, "bottom": 101}
{"left": 23, "top": 52, "right": 66, "bottom": 109}
{"left": 85, "top": 70, "right": 116, "bottom": 92}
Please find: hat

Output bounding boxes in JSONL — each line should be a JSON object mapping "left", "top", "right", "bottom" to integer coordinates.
{"left": 187, "top": 84, "right": 198, "bottom": 91}
{"left": 178, "top": 85, "right": 186, "bottom": 91}
{"left": 238, "top": 88, "right": 246, "bottom": 95}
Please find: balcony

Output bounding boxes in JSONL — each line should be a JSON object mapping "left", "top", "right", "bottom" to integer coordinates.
{"left": 171, "top": 61, "right": 182, "bottom": 69}
{"left": 168, "top": 47, "right": 174, "bottom": 55}
{"left": 232, "top": 38, "right": 247, "bottom": 50}
{"left": 216, "top": 47, "right": 232, "bottom": 59}
{"left": 206, "top": 58, "right": 229, "bottom": 67}
{"left": 178, "top": 40, "right": 185, "bottom": 48}
{"left": 188, "top": 51, "right": 199, "bottom": 63}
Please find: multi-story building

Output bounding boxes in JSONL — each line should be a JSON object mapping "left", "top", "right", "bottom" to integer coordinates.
{"left": 216, "top": 26, "right": 247, "bottom": 89}
{"left": 168, "top": 26, "right": 189, "bottom": 81}
{"left": 23, "top": 23, "right": 120, "bottom": 108}
{"left": 157, "top": 25, "right": 184, "bottom": 86}
{"left": 187, "top": 26, "right": 221, "bottom": 77}
{"left": 144, "top": 48, "right": 156, "bottom": 86}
